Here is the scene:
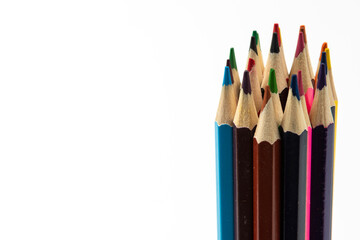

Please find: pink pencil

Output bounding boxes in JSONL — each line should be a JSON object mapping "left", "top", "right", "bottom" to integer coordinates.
{"left": 298, "top": 71, "right": 312, "bottom": 240}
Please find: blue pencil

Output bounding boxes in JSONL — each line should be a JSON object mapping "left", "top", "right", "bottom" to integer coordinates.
{"left": 215, "top": 66, "right": 237, "bottom": 240}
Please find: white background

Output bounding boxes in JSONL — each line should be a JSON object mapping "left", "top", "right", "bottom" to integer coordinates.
{"left": 0, "top": 0, "right": 357, "bottom": 239}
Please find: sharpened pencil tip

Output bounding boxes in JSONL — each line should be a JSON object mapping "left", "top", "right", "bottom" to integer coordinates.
{"left": 252, "top": 31, "right": 259, "bottom": 45}
{"left": 299, "top": 25, "right": 307, "bottom": 43}
{"left": 270, "top": 33, "right": 280, "bottom": 53}
{"left": 317, "top": 63, "right": 326, "bottom": 90}
{"left": 320, "top": 52, "right": 328, "bottom": 74}
{"left": 242, "top": 70, "right": 251, "bottom": 94}
{"left": 229, "top": 48, "right": 238, "bottom": 70}
{"left": 325, "top": 48, "right": 332, "bottom": 70}
{"left": 295, "top": 32, "right": 305, "bottom": 57}
{"left": 319, "top": 42, "right": 328, "bottom": 60}
{"left": 297, "top": 71, "right": 304, "bottom": 96}
{"left": 250, "top": 36, "right": 258, "bottom": 55}
{"left": 247, "top": 58, "right": 255, "bottom": 71}
{"left": 273, "top": 23, "right": 281, "bottom": 46}
{"left": 226, "top": 59, "right": 234, "bottom": 84}
{"left": 223, "top": 66, "right": 232, "bottom": 86}
{"left": 290, "top": 74, "right": 300, "bottom": 100}
{"left": 268, "top": 68, "right": 278, "bottom": 94}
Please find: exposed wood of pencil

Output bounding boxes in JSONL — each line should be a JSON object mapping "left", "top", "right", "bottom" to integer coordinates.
{"left": 233, "top": 71, "right": 258, "bottom": 240}
{"left": 247, "top": 58, "right": 262, "bottom": 113}
{"left": 262, "top": 32, "right": 288, "bottom": 110}
{"left": 253, "top": 86, "right": 281, "bottom": 240}
{"left": 309, "top": 63, "right": 335, "bottom": 240}
{"left": 290, "top": 32, "right": 313, "bottom": 113}
{"left": 298, "top": 70, "right": 312, "bottom": 240}
{"left": 215, "top": 66, "right": 237, "bottom": 240}
{"left": 280, "top": 75, "right": 308, "bottom": 240}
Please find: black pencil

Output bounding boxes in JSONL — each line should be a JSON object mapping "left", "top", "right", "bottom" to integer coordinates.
{"left": 280, "top": 74, "right": 308, "bottom": 240}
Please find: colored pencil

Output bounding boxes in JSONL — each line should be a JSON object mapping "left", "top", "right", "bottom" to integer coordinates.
{"left": 252, "top": 31, "right": 265, "bottom": 75}
{"left": 215, "top": 66, "right": 237, "bottom": 240}
{"left": 268, "top": 68, "right": 284, "bottom": 126}
{"left": 299, "top": 25, "right": 314, "bottom": 80}
{"left": 247, "top": 36, "right": 263, "bottom": 87}
{"left": 309, "top": 63, "right": 335, "bottom": 240}
{"left": 280, "top": 75, "right": 308, "bottom": 240}
{"left": 297, "top": 70, "right": 312, "bottom": 240}
{"left": 233, "top": 71, "right": 258, "bottom": 240}
{"left": 262, "top": 32, "right": 288, "bottom": 111}
{"left": 253, "top": 86, "right": 281, "bottom": 240}
{"left": 273, "top": 24, "right": 288, "bottom": 76}
{"left": 230, "top": 48, "right": 241, "bottom": 100}
{"left": 325, "top": 47, "right": 337, "bottom": 240}
{"left": 247, "top": 58, "right": 263, "bottom": 113}
{"left": 290, "top": 32, "right": 313, "bottom": 113}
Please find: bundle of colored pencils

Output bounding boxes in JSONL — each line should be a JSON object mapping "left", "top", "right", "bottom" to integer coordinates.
{"left": 215, "top": 24, "right": 337, "bottom": 240}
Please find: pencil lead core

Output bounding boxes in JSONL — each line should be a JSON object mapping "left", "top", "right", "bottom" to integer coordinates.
{"left": 250, "top": 36, "right": 258, "bottom": 55}
{"left": 320, "top": 52, "right": 328, "bottom": 75}
{"left": 229, "top": 48, "right": 238, "bottom": 70}
{"left": 242, "top": 70, "right": 251, "bottom": 94}
{"left": 273, "top": 23, "right": 281, "bottom": 46}
{"left": 252, "top": 31, "right": 259, "bottom": 45}
{"left": 223, "top": 66, "right": 232, "bottom": 86}
{"left": 270, "top": 33, "right": 280, "bottom": 53}
{"left": 290, "top": 74, "right": 300, "bottom": 100}
{"left": 317, "top": 63, "right": 327, "bottom": 90}
{"left": 247, "top": 58, "right": 255, "bottom": 71}
{"left": 325, "top": 48, "right": 332, "bottom": 70}
{"left": 319, "top": 42, "right": 328, "bottom": 60}
{"left": 295, "top": 32, "right": 305, "bottom": 57}
{"left": 226, "top": 59, "right": 234, "bottom": 84}
{"left": 268, "top": 68, "right": 278, "bottom": 94}
{"left": 299, "top": 25, "right": 307, "bottom": 43}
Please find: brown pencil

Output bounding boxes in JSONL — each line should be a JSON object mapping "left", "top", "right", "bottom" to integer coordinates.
{"left": 253, "top": 86, "right": 281, "bottom": 240}
{"left": 233, "top": 71, "right": 258, "bottom": 240}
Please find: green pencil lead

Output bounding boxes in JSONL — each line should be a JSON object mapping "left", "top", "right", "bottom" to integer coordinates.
{"left": 268, "top": 68, "right": 278, "bottom": 93}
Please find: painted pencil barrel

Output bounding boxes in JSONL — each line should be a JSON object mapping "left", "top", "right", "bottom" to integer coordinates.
{"left": 280, "top": 129, "right": 307, "bottom": 240}
{"left": 304, "top": 89, "right": 314, "bottom": 114}
{"left": 215, "top": 123, "right": 234, "bottom": 240}
{"left": 233, "top": 127, "right": 256, "bottom": 240}
{"left": 310, "top": 124, "right": 334, "bottom": 240}
{"left": 305, "top": 127, "right": 312, "bottom": 240}
{"left": 253, "top": 139, "right": 281, "bottom": 240}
